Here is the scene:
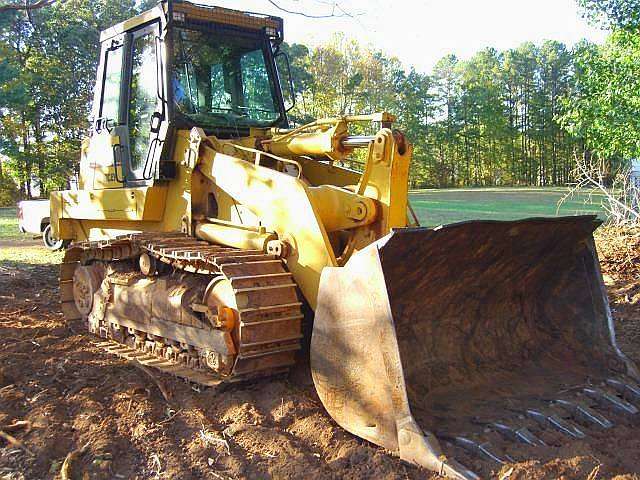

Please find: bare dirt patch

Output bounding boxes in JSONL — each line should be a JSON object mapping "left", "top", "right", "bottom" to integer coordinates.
{"left": 0, "top": 230, "right": 639, "bottom": 479}
{"left": 0, "top": 239, "right": 41, "bottom": 248}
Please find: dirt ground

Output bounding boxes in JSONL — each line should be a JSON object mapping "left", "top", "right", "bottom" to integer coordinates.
{"left": 1, "top": 228, "right": 639, "bottom": 480}
{"left": 0, "top": 239, "right": 41, "bottom": 248}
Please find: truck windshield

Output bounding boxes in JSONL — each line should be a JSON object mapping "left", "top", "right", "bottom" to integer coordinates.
{"left": 172, "top": 26, "right": 283, "bottom": 128}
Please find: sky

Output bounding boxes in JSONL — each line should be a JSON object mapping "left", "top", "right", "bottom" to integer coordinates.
{"left": 209, "top": 0, "right": 608, "bottom": 72}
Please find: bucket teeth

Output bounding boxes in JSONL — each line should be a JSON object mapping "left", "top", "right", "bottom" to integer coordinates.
{"left": 440, "top": 435, "right": 510, "bottom": 464}
{"left": 525, "top": 409, "right": 586, "bottom": 439}
{"left": 583, "top": 387, "right": 639, "bottom": 416}
{"left": 554, "top": 399, "right": 614, "bottom": 429}
{"left": 606, "top": 378, "right": 640, "bottom": 403}
{"left": 490, "top": 422, "right": 546, "bottom": 446}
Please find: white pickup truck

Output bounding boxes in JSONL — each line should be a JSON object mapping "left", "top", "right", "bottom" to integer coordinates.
{"left": 17, "top": 199, "right": 68, "bottom": 250}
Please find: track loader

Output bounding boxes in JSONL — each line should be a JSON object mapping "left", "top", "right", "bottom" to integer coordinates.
{"left": 51, "top": 1, "right": 640, "bottom": 477}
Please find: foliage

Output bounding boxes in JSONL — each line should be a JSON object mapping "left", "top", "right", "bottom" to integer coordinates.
{"left": 560, "top": 32, "right": 640, "bottom": 164}
{"left": 286, "top": 37, "right": 584, "bottom": 188}
{"left": 578, "top": 0, "right": 640, "bottom": 30}
{"left": 285, "top": 35, "right": 401, "bottom": 123}
{"left": 0, "top": 173, "right": 19, "bottom": 206}
{"left": 0, "top": 1, "right": 636, "bottom": 193}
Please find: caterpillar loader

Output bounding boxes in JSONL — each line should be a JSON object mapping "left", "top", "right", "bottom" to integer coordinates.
{"left": 51, "top": 1, "right": 640, "bottom": 477}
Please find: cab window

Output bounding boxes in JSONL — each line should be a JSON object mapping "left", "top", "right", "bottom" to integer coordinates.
{"left": 99, "top": 44, "right": 123, "bottom": 123}
{"left": 128, "top": 27, "right": 158, "bottom": 175}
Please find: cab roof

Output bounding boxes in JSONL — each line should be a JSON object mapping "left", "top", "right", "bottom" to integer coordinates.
{"left": 100, "top": 0, "right": 283, "bottom": 43}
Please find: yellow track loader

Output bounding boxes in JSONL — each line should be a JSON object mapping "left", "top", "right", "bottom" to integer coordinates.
{"left": 51, "top": 1, "right": 640, "bottom": 477}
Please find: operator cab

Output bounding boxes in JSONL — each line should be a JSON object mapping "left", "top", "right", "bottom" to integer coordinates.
{"left": 172, "top": 20, "right": 285, "bottom": 131}
{"left": 83, "top": 0, "right": 290, "bottom": 190}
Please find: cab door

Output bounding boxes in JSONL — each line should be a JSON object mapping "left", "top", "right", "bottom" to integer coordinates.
{"left": 86, "top": 34, "right": 126, "bottom": 190}
{"left": 121, "top": 21, "right": 166, "bottom": 184}
{"left": 85, "top": 19, "right": 169, "bottom": 190}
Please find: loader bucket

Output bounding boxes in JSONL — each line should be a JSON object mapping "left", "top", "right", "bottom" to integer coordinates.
{"left": 310, "top": 216, "right": 639, "bottom": 479}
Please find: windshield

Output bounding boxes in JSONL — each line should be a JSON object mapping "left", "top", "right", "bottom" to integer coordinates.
{"left": 172, "top": 26, "right": 283, "bottom": 128}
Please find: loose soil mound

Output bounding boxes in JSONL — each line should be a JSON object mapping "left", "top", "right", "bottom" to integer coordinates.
{"left": 596, "top": 226, "right": 640, "bottom": 364}
{"left": 0, "top": 230, "right": 639, "bottom": 479}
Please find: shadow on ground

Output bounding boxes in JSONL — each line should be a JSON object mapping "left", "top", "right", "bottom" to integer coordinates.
{"left": 0, "top": 240, "right": 639, "bottom": 479}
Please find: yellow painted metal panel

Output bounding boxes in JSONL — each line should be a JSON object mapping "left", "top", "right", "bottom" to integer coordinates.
{"left": 200, "top": 149, "right": 336, "bottom": 309}
{"left": 138, "top": 186, "right": 169, "bottom": 221}
{"left": 307, "top": 185, "right": 377, "bottom": 232}
{"left": 297, "top": 157, "right": 361, "bottom": 187}
{"left": 58, "top": 187, "right": 167, "bottom": 222}
{"left": 357, "top": 129, "right": 411, "bottom": 232}
{"left": 100, "top": 8, "right": 162, "bottom": 42}
{"left": 85, "top": 131, "right": 122, "bottom": 190}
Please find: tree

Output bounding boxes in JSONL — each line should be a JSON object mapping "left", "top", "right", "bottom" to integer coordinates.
{"left": 560, "top": 33, "right": 640, "bottom": 166}
{"left": 0, "top": 0, "right": 60, "bottom": 13}
{"left": 395, "top": 68, "right": 437, "bottom": 187}
{"left": 0, "top": 0, "right": 152, "bottom": 198}
{"left": 280, "top": 42, "right": 315, "bottom": 124}
{"left": 578, "top": 0, "right": 640, "bottom": 30}
{"left": 0, "top": 2, "right": 595, "bottom": 193}
{"left": 431, "top": 55, "right": 461, "bottom": 186}
{"left": 0, "top": 172, "right": 19, "bottom": 207}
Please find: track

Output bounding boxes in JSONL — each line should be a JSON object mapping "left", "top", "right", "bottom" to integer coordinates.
{"left": 59, "top": 232, "right": 304, "bottom": 387}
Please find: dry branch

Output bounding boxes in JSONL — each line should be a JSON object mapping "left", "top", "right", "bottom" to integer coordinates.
{"left": 0, "top": 420, "right": 30, "bottom": 432}
{"left": 199, "top": 427, "right": 230, "bottom": 454}
{"left": 266, "top": 0, "right": 359, "bottom": 18}
{"left": 0, "top": 429, "right": 34, "bottom": 455}
{"left": 586, "top": 464, "right": 601, "bottom": 480}
{"left": 158, "top": 408, "right": 182, "bottom": 425}
{"left": 558, "top": 154, "right": 640, "bottom": 226}
{"left": 0, "top": 0, "right": 62, "bottom": 12}
{"left": 60, "top": 441, "right": 90, "bottom": 480}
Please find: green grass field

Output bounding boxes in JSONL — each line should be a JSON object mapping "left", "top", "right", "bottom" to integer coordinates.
{"left": 0, "top": 206, "right": 29, "bottom": 240}
{"left": 410, "top": 187, "right": 606, "bottom": 227}
{"left": 0, "top": 207, "right": 61, "bottom": 265}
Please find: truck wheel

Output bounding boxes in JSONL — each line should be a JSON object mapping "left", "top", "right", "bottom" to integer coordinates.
{"left": 43, "top": 224, "right": 66, "bottom": 251}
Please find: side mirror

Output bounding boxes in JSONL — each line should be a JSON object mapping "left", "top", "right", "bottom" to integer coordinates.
{"left": 275, "top": 51, "right": 295, "bottom": 112}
